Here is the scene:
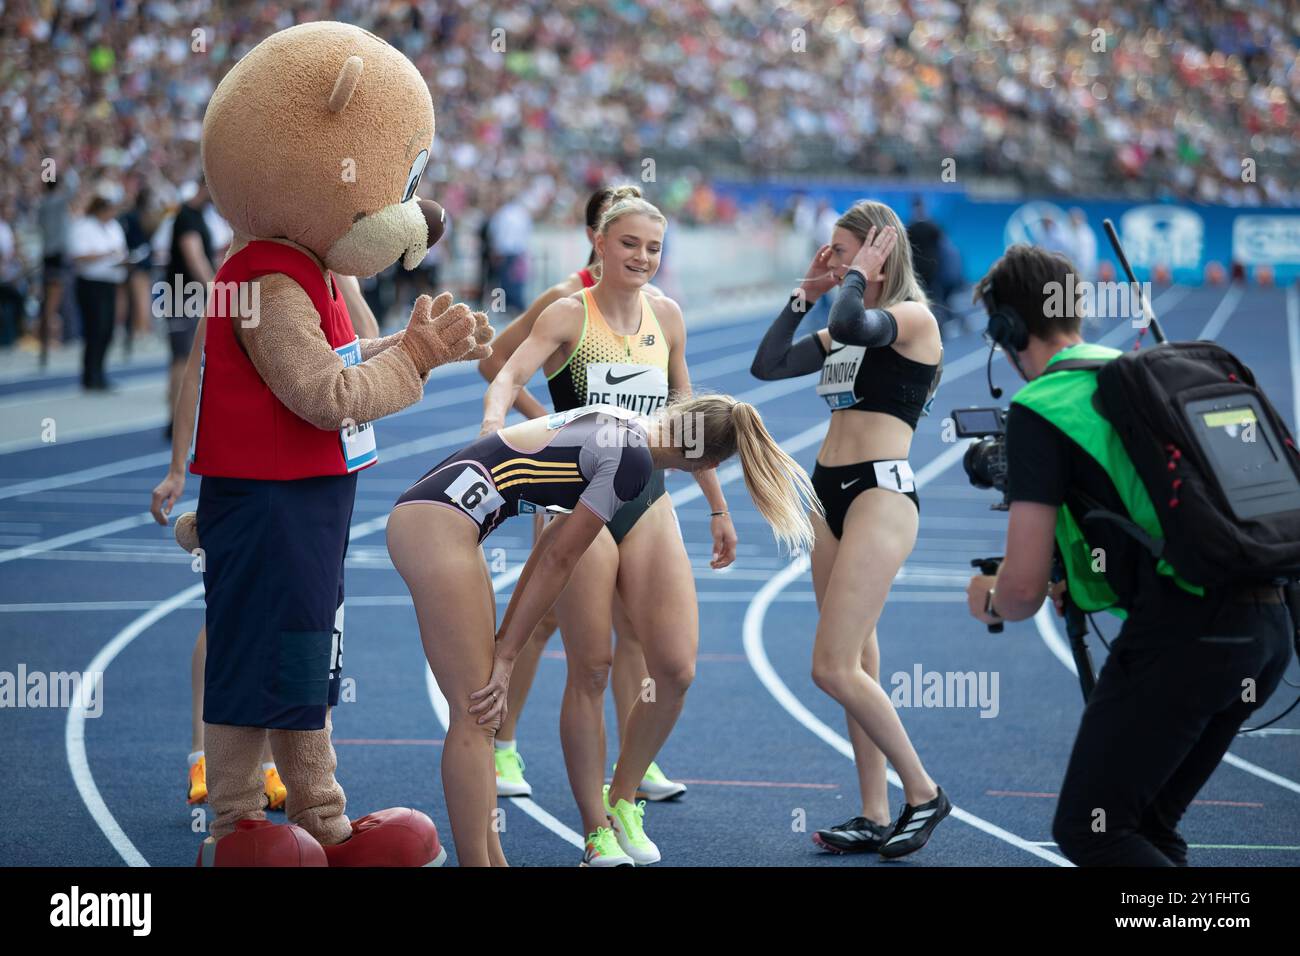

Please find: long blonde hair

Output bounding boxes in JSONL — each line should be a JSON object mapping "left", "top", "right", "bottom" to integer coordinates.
{"left": 835, "top": 200, "right": 928, "bottom": 308}
{"left": 658, "top": 391, "right": 821, "bottom": 555}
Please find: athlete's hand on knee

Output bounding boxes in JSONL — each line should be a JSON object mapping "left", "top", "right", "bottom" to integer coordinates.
{"left": 398, "top": 291, "right": 478, "bottom": 374}
{"left": 469, "top": 655, "right": 513, "bottom": 726}
{"left": 150, "top": 471, "right": 185, "bottom": 525}
{"left": 709, "top": 514, "right": 737, "bottom": 569}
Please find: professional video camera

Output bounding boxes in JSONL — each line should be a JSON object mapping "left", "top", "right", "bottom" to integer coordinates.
{"left": 950, "top": 407, "right": 1009, "bottom": 509}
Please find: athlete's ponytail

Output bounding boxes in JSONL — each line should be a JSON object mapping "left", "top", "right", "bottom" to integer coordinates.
{"left": 659, "top": 392, "right": 820, "bottom": 555}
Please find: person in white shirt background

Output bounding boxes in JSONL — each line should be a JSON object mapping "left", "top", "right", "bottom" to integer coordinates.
{"left": 68, "top": 192, "right": 128, "bottom": 391}
{"left": 487, "top": 191, "right": 533, "bottom": 315}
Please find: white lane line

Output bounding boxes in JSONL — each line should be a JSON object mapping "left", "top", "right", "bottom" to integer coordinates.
{"left": 1287, "top": 284, "right": 1300, "bottom": 432}
{"left": 0, "top": 375, "right": 162, "bottom": 410}
{"left": 0, "top": 501, "right": 196, "bottom": 566}
{"left": 742, "top": 467, "right": 1073, "bottom": 867}
{"left": 1196, "top": 283, "right": 1245, "bottom": 341}
{"left": 0, "top": 451, "right": 172, "bottom": 502}
{"left": 65, "top": 582, "right": 205, "bottom": 867}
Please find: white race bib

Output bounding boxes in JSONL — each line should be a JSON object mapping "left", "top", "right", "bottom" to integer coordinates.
{"left": 816, "top": 340, "right": 866, "bottom": 410}
{"left": 584, "top": 363, "right": 669, "bottom": 416}
{"left": 517, "top": 498, "right": 573, "bottom": 516}
{"left": 546, "top": 403, "right": 638, "bottom": 430}
{"left": 445, "top": 466, "right": 506, "bottom": 523}
{"left": 335, "top": 337, "right": 378, "bottom": 471}
{"left": 873, "top": 459, "right": 915, "bottom": 494}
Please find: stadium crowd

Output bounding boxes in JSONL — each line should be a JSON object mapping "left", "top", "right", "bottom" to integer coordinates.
{"left": 0, "top": 0, "right": 1295, "bottom": 353}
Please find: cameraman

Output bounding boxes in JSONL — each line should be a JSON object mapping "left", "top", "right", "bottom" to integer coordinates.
{"left": 964, "top": 244, "right": 1293, "bottom": 866}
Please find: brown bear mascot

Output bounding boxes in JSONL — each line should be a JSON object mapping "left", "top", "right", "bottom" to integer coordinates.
{"left": 177, "top": 21, "right": 493, "bottom": 866}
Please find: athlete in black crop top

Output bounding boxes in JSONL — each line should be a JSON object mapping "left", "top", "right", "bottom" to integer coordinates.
{"left": 750, "top": 211, "right": 950, "bottom": 860}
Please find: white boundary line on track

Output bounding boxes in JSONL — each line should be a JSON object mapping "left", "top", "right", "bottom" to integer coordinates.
{"left": 1195, "top": 283, "right": 1244, "bottom": 341}
{"left": 742, "top": 442, "right": 1074, "bottom": 867}
{"left": 1032, "top": 611, "right": 1300, "bottom": 797}
{"left": 64, "top": 582, "right": 206, "bottom": 868}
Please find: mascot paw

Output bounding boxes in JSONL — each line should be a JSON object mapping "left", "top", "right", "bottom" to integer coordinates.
{"left": 196, "top": 819, "right": 328, "bottom": 867}
{"left": 175, "top": 512, "right": 200, "bottom": 553}
{"left": 399, "top": 292, "right": 476, "bottom": 374}
{"left": 321, "top": 807, "right": 446, "bottom": 867}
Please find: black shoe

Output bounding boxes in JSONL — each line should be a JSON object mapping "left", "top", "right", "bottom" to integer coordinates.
{"left": 812, "top": 816, "right": 892, "bottom": 854}
{"left": 879, "top": 786, "right": 951, "bottom": 859}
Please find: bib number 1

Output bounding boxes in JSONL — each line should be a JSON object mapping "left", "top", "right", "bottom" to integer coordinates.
{"left": 872, "top": 459, "right": 915, "bottom": 493}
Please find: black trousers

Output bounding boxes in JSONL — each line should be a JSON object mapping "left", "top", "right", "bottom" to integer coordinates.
{"left": 1052, "top": 593, "right": 1293, "bottom": 866}
{"left": 75, "top": 277, "right": 117, "bottom": 388}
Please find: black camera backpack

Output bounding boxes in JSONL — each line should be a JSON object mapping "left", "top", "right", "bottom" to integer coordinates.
{"left": 1055, "top": 341, "right": 1300, "bottom": 589}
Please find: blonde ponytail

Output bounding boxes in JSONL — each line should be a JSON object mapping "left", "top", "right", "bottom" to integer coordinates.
{"left": 658, "top": 392, "right": 821, "bottom": 555}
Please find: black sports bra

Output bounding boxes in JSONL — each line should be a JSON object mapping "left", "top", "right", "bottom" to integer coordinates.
{"left": 814, "top": 336, "right": 940, "bottom": 430}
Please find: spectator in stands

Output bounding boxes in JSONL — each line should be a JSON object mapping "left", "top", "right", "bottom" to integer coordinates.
{"left": 0, "top": 199, "right": 25, "bottom": 349}
{"left": 164, "top": 179, "right": 214, "bottom": 439}
{"left": 37, "top": 172, "right": 79, "bottom": 366}
{"left": 119, "top": 183, "right": 159, "bottom": 355}
{"left": 67, "top": 192, "right": 127, "bottom": 391}
{"left": 487, "top": 190, "right": 532, "bottom": 315}
{"left": 907, "top": 197, "right": 943, "bottom": 303}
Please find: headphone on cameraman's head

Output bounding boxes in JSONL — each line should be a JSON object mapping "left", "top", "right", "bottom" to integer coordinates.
{"left": 981, "top": 284, "right": 1031, "bottom": 397}
{"left": 981, "top": 286, "right": 1029, "bottom": 353}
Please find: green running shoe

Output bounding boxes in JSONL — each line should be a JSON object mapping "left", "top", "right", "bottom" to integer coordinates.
{"left": 637, "top": 761, "right": 687, "bottom": 802}
{"left": 494, "top": 744, "right": 532, "bottom": 797}
{"left": 603, "top": 785, "right": 661, "bottom": 865}
{"left": 613, "top": 760, "right": 688, "bottom": 802}
{"left": 581, "top": 826, "right": 633, "bottom": 867}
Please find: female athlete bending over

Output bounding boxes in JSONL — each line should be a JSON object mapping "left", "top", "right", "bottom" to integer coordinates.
{"left": 387, "top": 397, "right": 815, "bottom": 866}
{"left": 751, "top": 200, "right": 950, "bottom": 858}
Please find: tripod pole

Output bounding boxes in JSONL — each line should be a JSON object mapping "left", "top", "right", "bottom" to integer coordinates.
{"left": 1062, "top": 592, "right": 1096, "bottom": 702}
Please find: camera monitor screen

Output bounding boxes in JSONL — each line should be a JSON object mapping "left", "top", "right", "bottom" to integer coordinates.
{"left": 952, "top": 408, "right": 1004, "bottom": 437}
{"left": 1184, "top": 397, "right": 1300, "bottom": 521}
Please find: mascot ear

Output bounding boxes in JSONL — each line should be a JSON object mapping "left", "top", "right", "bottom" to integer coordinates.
{"left": 328, "top": 55, "right": 363, "bottom": 113}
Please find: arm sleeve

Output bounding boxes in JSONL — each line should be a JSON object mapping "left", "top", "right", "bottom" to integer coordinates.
{"left": 1006, "top": 403, "right": 1069, "bottom": 506}
{"left": 827, "top": 269, "right": 898, "bottom": 348}
{"left": 577, "top": 426, "right": 651, "bottom": 523}
{"left": 750, "top": 295, "right": 828, "bottom": 380}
